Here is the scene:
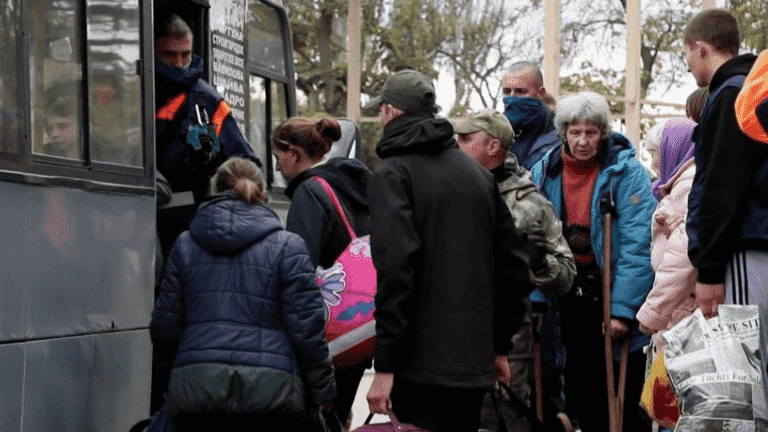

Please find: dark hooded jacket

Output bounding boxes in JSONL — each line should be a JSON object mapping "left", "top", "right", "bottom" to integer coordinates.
{"left": 150, "top": 195, "right": 336, "bottom": 416}
{"left": 527, "top": 129, "right": 562, "bottom": 172}
{"left": 285, "top": 157, "right": 371, "bottom": 269}
{"left": 368, "top": 114, "right": 533, "bottom": 389}
{"left": 507, "top": 103, "right": 556, "bottom": 170}
{"left": 155, "top": 56, "right": 258, "bottom": 192}
{"left": 686, "top": 53, "right": 768, "bottom": 284}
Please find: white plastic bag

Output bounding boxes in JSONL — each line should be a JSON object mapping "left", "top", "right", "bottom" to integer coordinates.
{"left": 661, "top": 305, "right": 768, "bottom": 432}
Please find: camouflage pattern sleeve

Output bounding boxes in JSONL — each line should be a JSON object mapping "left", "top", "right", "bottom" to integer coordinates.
{"left": 534, "top": 199, "right": 575, "bottom": 297}
{"left": 505, "top": 190, "right": 575, "bottom": 297}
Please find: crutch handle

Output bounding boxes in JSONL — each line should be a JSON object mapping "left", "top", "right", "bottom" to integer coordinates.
{"left": 600, "top": 197, "right": 617, "bottom": 217}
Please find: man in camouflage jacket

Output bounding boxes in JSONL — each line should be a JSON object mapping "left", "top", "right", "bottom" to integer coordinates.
{"left": 452, "top": 108, "right": 576, "bottom": 431}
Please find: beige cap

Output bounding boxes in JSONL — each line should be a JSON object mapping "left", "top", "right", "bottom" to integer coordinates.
{"left": 450, "top": 108, "right": 514, "bottom": 143}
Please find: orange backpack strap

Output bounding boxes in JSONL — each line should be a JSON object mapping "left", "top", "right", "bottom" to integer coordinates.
{"left": 156, "top": 92, "right": 188, "bottom": 121}
{"left": 736, "top": 49, "right": 768, "bottom": 144}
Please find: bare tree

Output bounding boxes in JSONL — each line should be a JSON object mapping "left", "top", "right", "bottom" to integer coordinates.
{"left": 283, "top": 0, "right": 538, "bottom": 116}
{"left": 560, "top": 0, "right": 696, "bottom": 100}
{"left": 435, "top": 0, "right": 540, "bottom": 115}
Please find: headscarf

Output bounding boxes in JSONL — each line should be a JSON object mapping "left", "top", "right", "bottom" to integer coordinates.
{"left": 652, "top": 118, "right": 696, "bottom": 200}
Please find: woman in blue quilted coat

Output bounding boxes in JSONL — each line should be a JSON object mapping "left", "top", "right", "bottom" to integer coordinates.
{"left": 151, "top": 156, "right": 336, "bottom": 431}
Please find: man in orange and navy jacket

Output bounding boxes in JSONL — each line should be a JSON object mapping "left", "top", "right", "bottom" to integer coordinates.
{"left": 736, "top": 49, "right": 768, "bottom": 144}
{"left": 154, "top": 13, "right": 258, "bottom": 193}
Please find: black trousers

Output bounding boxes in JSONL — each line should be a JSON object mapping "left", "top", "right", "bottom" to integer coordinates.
{"left": 333, "top": 360, "right": 371, "bottom": 425}
{"left": 559, "top": 296, "right": 651, "bottom": 432}
{"left": 391, "top": 378, "right": 488, "bottom": 432}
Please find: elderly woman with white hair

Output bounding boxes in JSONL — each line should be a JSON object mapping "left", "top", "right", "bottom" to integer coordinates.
{"left": 530, "top": 92, "right": 655, "bottom": 432}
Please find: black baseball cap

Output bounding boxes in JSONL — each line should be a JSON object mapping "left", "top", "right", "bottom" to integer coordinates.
{"left": 364, "top": 69, "right": 437, "bottom": 114}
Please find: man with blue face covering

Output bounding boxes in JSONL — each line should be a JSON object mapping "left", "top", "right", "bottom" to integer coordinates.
{"left": 154, "top": 13, "right": 258, "bottom": 196}
{"left": 503, "top": 62, "right": 580, "bottom": 430}
{"left": 502, "top": 62, "right": 556, "bottom": 170}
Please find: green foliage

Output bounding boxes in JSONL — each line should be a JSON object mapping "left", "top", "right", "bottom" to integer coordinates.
{"left": 436, "top": 0, "right": 535, "bottom": 112}
{"left": 559, "top": 0, "right": 765, "bottom": 104}
{"left": 560, "top": 62, "right": 626, "bottom": 115}
{"left": 639, "top": 3, "right": 694, "bottom": 98}
{"left": 561, "top": 0, "right": 696, "bottom": 100}
{"left": 286, "top": 1, "right": 350, "bottom": 115}
{"left": 285, "top": 0, "right": 444, "bottom": 116}
{"left": 284, "top": 0, "right": 536, "bottom": 118}
{"left": 284, "top": 0, "right": 768, "bottom": 156}
{"left": 730, "top": 0, "right": 768, "bottom": 52}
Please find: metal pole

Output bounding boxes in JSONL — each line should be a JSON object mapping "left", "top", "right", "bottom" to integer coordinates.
{"left": 544, "top": 0, "right": 562, "bottom": 102}
{"left": 625, "top": 0, "right": 642, "bottom": 144}
{"left": 347, "top": 0, "right": 362, "bottom": 122}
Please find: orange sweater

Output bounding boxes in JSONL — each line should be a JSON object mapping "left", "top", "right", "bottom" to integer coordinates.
{"left": 561, "top": 147, "right": 600, "bottom": 271}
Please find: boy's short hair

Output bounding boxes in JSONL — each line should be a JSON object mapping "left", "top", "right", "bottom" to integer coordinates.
{"left": 683, "top": 9, "right": 740, "bottom": 56}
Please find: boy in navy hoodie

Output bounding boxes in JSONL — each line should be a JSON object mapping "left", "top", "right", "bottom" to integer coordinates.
{"left": 683, "top": 9, "right": 768, "bottom": 316}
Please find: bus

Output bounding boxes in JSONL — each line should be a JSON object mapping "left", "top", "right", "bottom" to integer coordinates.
{"left": 0, "top": 0, "right": 300, "bottom": 430}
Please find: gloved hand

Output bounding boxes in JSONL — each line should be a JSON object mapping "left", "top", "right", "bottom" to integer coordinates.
{"left": 523, "top": 223, "right": 553, "bottom": 271}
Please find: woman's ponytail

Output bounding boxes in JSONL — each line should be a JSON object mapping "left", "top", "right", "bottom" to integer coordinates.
{"left": 211, "top": 156, "right": 268, "bottom": 204}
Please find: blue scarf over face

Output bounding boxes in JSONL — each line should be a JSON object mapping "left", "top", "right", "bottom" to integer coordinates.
{"left": 503, "top": 95, "right": 554, "bottom": 168}
{"left": 504, "top": 95, "right": 545, "bottom": 130}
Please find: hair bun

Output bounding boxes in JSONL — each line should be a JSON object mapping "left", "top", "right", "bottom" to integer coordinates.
{"left": 317, "top": 118, "right": 342, "bottom": 142}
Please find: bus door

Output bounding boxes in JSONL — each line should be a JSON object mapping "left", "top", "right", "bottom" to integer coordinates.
{"left": 154, "top": 0, "right": 297, "bottom": 243}
{"left": 150, "top": 0, "right": 299, "bottom": 412}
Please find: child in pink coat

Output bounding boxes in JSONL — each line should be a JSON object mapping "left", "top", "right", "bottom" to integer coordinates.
{"left": 639, "top": 118, "right": 698, "bottom": 334}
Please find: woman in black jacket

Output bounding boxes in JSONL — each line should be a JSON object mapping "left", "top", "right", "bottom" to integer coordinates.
{"left": 272, "top": 117, "right": 372, "bottom": 426}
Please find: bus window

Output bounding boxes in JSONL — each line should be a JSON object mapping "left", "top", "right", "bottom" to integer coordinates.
{"left": 87, "top": 0, "right": 142, "bottom": 167}
{"left": 247, "top": 2, "right": 286, "bottom": 76}
{"left": 271, "top": 81, "right": 289, "bottom": 127}
{"left": 28, "top": 0, "right": 85, "bottom": 160}
{"left": 248, "top": 75, "right": 291, "bottom": 189}
{"left": 250, "top": 74, "right": 286, "bottom": 188}
{"left": 0, "top": 0, "right": 21, "bottom": 155}
{"left": 270, "top": 80, "right": 289, "bottom": 187}
{"left": 249, "top": 74, "right": 267, "bottom": 168}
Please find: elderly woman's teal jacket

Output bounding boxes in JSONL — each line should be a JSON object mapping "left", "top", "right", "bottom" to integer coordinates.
{"left": 530, "top": 132, "right": 655, "bottom": 353}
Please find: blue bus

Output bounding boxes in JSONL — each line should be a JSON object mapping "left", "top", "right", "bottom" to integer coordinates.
{"left": 0, "top": 0, "right": 300, "bottom": 430}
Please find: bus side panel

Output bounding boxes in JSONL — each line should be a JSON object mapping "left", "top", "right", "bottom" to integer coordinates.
{"left": 0, "top": 184, "right": 155, "bottom": 341}
{"left": 92, "top": 330, "right": 153, "bottom": 429}
{"left": 17, "top": 330, "right": 151, "bottom": 432}
{"left": 0, "top": 343, "right": 24, "bottom": 431}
